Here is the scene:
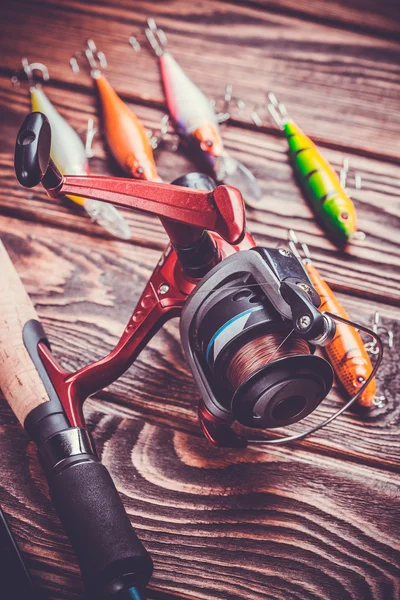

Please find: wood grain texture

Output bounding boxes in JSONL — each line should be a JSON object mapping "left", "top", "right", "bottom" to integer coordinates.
{"left": 1, "top": 77, "right": 399, "bottom": 303}
{"left": 0, "top": 1, "right": 399, "bottom": 599}
{"left": 1, "top": 0, "right": 399, "bottom": 161}
{"left": 0, "top": 401, "right": 399, "bottom": 600}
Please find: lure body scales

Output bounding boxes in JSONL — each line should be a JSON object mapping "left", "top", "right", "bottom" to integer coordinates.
{"left": 30, "top": 86, "right": 88, "bottom": 206}
{"left": 305, "top": 262, "right": 376, "bottom": 406}
{"left": 146, "top": 22, "right": 262, "bottom": 204}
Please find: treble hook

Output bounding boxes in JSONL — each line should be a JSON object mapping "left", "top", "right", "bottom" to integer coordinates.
{"left": 11, "top": 58, "right": 50, "bottom": 88}
{"left": 70, "top": 39, "right": 107, "bottom": 79}
{"left": 287, "top": 229, "right": 313, "bottom": 264}
{"left": 250, "top": 93, "right": 288, "bottom": 129}
{"left": 340, "top": 156, "right": 350, "bottom": 189}
{"left": 266, "top": 92, "right": 289, "bottom": 129}
{"left": 84, "top": 117, "right": 98, "bottom": 158}
{"left": 365, "top": 312, "right": 394, "bottom": 355}
{"left": 129, "top": 35, "right": 141, "bottom": 52}
{"left": 145, "top": 17, "right": 167, "bottom": 57}
{"left": 361, "top": 309, "right": 393, "bottom": 408}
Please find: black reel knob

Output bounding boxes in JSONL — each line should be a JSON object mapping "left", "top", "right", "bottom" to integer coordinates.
{"left": 15, "top": 112, "right": 52, "bottom": 187}
{"left": 15, "top": 112, "right": 62, "bottom": 190}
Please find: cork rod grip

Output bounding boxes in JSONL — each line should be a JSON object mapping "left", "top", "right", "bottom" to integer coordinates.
{"left": 0, "top": 241, "right": 50, "bottom": 424}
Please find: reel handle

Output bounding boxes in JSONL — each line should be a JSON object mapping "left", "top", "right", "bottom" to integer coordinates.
{"left": 15, "top": 112, "right": 62, "bottom": 189}
{"left": 14, "top": 112, "right": 245, "bottom": 245}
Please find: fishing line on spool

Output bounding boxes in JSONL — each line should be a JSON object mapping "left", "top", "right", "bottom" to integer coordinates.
{"left": 227, "top": 330, "right": 310, "bottom": 390}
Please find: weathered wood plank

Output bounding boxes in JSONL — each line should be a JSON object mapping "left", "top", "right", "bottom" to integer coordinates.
{"left": 0, "top": 0, "right": 399, "bottom": 161}
{"left": 0, "top": 218, "right": 398, "bottom": 472}
{"left": 0, "top": 400, "right": 399, "bottom": 600}
{"left": 1, "top": 78, "right": 399, "bottom": 303}
{"left": 221, "top": 0, "right": 400, "bottom": 39}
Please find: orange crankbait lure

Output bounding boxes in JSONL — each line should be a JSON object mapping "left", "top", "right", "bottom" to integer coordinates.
{"left": 72, "top": 40, "right": 161, "bottom": 183}
{"left": 288, "top": 231, "right": 376, "bottom": 407}
{"left": 94, "top": 75, "right": 161, "bottom": 182}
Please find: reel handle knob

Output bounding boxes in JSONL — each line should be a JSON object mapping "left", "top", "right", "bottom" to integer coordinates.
{"left": 15, "top": 112, "right": 62, "bottom": 189}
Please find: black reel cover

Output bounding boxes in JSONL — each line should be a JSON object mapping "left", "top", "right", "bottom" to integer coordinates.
{"left": 180, "top": 247, "right": 333, "bottom": 431}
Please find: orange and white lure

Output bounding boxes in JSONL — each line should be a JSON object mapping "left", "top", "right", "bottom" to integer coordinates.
{"left": 145, "top": 19, "right": 262, "bottom": 205}
{"left": 288, "top": 230, "right": 377, "bottom": 407}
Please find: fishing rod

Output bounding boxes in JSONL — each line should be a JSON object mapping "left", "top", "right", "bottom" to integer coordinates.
{"left": 0, "top": 237, "right": 152, "bottom": 599}
{"left": 6, "top": 111, "right": 383, "bottom": 594}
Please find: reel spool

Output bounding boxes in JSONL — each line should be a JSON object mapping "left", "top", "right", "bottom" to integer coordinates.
{"left": 180, "top": 247, "right": 382, "bottom": 447}
{"left": 188, "top": 263, "right": 333, "bottom": 430}
{"left": 180, "top": 246, "right": 337, "bottom": 445}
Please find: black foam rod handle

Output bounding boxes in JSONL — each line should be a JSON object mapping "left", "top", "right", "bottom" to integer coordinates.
{"left": 46, "top": 454, "right": 153, "bottom": 598}
{"left": 15, "top": 112, "right": 55, "bottom": 188}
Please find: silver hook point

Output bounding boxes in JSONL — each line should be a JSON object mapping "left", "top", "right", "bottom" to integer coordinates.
{"left": 85, "top": 117, "right": 98, "bottom": 158}
{"left": 129, "top": 35, "right": 141, "bottom": 52}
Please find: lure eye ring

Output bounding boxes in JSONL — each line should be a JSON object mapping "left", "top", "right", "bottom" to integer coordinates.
{"left": 340, "top": 211, "right": 349, "bottom": 221}
{"left": 248, "top": 312, "right": 384, "bottom": 446}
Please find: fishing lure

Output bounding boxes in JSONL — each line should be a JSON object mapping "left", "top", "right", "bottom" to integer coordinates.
{"left": 267, "top": 94, "right": 365, "bottom": 244}
{"left": 72, "top": 41, "right": 161, "bottom": 183}
{"left": 144, "top": 18, "right": 262, "bottom": 205}
{"left": 288, "top": 230, "right": 376, "bottom": 407}
{"left": 21, "top": 60, "right": 131, "bottom": 239}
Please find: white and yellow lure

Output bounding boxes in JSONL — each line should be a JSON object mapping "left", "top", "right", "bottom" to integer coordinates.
{"left": 28, "top": 79, "right": 131, "bottom": 239}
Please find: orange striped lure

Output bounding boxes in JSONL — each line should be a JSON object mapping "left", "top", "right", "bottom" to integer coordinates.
{"left": 268, "top": 94, "right": 365, "bottom": 244}
{"left": 71, "top": 40, "right": 161, "bottom": 183}
{"left": 144, "top": 18, "right": 262, "bottom": 206}
{"left": 288, "top": 230, "right": 378, "bottom": 408}
{"left": 21, "top": 59, "right": 131, "bottom": 239}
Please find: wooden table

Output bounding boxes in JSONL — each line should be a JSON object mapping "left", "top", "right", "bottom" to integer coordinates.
{"left": 0, "top": 1, "right": 399, "bottom": 598}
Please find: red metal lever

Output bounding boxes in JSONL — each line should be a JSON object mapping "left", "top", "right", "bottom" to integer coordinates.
{"left": 48, "top": 175, "right": 246, "bottom": 245}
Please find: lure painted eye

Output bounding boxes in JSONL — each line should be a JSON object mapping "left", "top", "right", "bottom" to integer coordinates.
{"left": 340, "top": 212, "right": 349, "bottom": 221}
{"left": 135, "top": 166, "right": 145, "bottom": 177}
{"left": 355, "top": 376, "right": 365, "bottom": 387}
{"left": 205, "top": 140, "right": 213, "bottom": 148}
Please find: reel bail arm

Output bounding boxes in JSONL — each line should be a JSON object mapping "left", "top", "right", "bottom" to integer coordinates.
{"left": 280, "top": 280, "right": 336, "bottom": 345}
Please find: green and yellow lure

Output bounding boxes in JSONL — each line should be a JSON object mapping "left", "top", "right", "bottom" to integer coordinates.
{"left": 268, "top": 96, "right": 364, "bottom": 244}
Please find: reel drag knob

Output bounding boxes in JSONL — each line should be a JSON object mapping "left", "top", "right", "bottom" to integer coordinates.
{"left": 231, "top": 354, "right": 333, "bottom": 429}
{"left": 15, "top": 111, "right": 62, "bottom": 189}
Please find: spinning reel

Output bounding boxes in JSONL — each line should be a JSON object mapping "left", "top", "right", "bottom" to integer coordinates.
{"left": 14, "top": 112, "right": 382, "bottom": 449}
